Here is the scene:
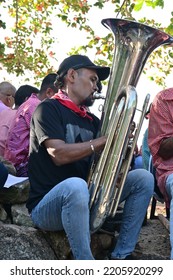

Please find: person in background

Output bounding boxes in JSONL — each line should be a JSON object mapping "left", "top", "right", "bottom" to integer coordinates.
{"left": 0, "top": 85, "right": 39, "bottom": 157}
{"left": 4, "top": 73, "right": 57, "bottom": 177}
{"left": 148, "top": 89, "right": 173, "bottom": 259}
{"left": 130, "top": 121, "right": 143, "bottom": 170}
{"left": 0, "top": 81, "right": 16, "bottom": 112}
{"left": 133, "top": 145, "right": 143, "bottom": 170}
{"left": 142, "top": 104, "right": 152, "bottom": 171}
{"left": 14, "top": 85, "right": 39, "bottom": 107}
{"left": 26, "top": 54, "right": 154, "bottom": 260}
{"left": 0, "top": 162, "right": 8, "bottom": 188}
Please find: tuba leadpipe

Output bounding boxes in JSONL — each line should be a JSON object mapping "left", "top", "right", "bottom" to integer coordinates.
{"left": 89, "top": 18, "right": 173, "bottom": 233}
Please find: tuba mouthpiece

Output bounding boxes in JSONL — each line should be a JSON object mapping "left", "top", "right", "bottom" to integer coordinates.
{"left": 93, "top": 93, "right": 105, "bottom": 100}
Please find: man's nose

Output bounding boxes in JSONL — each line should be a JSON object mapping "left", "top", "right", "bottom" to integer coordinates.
{"left": 94, "top": 84, "right": 99, "bottom": 92}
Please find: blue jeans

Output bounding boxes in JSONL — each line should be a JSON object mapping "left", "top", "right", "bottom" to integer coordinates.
{"left": 31, "top": 169, "right": 154, "bottom": 260}
{"left": 111, "top": 169, "right": 154, "bottom": 259}
{"left": 31, "top": 177, "right": 93, "bottom": 260}
{"left": 165, "top": 174, "right": 173, "bottom": 260}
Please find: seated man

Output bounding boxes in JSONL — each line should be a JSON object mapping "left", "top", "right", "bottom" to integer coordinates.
{"left": 26, "top": 54, "right": 154, "bottom": 260}
{"left": 142, "top": 103, "right": 152, "bottom": 171}
{"left": 0, "top": 85, "right": 39, "bottom": 157}
{"left": 4, "top": 74, "right": 57, "bottom": 177}
{"left": 0, "top": 82, "right": 16, "bottom": 112}
{"left": 148, "top": 88, "right": 173, "bottom": 259}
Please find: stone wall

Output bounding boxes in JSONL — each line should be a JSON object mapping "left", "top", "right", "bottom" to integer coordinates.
{"left": 0, "top": 180, "right": 114, "bottom": 260}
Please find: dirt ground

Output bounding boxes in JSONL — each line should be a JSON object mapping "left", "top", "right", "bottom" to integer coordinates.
{"left": 98, "top": 199, "right": 171, "bottom": 260}
{"left": 135, "top": 201, "right": 171, "bottom": 260}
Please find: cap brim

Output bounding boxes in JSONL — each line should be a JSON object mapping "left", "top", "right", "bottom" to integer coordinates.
{"left": 88, "top": 66, "right": 110, "bottom": 81}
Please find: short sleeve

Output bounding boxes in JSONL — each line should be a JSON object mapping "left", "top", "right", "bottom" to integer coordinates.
{"left": 31, "top": 100, "right": 65, "bottom": 145}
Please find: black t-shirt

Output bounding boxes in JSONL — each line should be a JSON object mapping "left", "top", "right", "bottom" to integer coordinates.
{"left": 26, "top": 98, "right": 100, "bottom": 212}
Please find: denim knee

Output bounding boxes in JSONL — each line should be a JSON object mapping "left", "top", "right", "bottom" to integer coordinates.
{"left": 63, "top": 177, "right": 90, "bottom": 206}
{"left": 138, "top": 169, "right": 154, "bottom": 195}
{"left": 129, "top": 169, "right": 154, "bottom": 195}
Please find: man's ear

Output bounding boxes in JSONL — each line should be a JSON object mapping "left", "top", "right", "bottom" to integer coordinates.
{"left": 6, "top": 96, "right": 14, "bottom": 108}
{"left": 66, "top": 69, "right": 77, "bottom": 82}
{"left": 45, "top": 88, "right": 55, "bottom": 98}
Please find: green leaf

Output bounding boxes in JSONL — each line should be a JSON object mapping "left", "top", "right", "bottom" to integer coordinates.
{"left": 145, "top": 0, "right": 164, "bottom": 8}
{"left": 133, "top": 0, "right": 145, "bottom": 11}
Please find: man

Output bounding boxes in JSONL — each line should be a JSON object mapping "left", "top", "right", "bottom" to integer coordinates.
{"left": 0, "top": 85, "right": 39, "bottom": 157}
{"left": 26, "top": 54, "right": 154, "bottom": 260}
{"left": 4, "top": 74, "right": 57, "bottom": 176}
{"left": 148, "top": 88, "right": 173, "bottom": 259}
{"left": 0, "top": 81, "right": 16, "bottom": 112}
{"left": 142, "top": 105, "right": 151, "bottom": 171}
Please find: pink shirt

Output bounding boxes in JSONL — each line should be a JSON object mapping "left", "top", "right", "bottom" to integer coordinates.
{"left": 0, "top": 108, "right": 17, "bottom": 157}
{"left": 4, "top": 94, "right": 41, "bottom": 173}
{"left": 0, "top": 100, "right": 9, "bottom": 113}
{"left": 148, "top": 88, "right": 173, "bottom": 206}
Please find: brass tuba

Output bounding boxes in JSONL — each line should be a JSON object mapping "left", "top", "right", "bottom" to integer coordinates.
{"left": 89, "top": 18, "right": 173, "bottom": 233}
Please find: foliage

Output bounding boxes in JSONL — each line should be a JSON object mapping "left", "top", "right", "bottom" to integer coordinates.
{"left": 0, "top": 0, "right": 173, "bottom": 86}
{"left": 134, "top": 0, "right": 164, "bottom": 11}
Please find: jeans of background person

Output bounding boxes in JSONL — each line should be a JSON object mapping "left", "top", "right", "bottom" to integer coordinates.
{"left": 31, "top": 170, "right": 154, "bottom": 260}
{"left": 131, "top": 155, "right": 143, "bottom": 170}
{"left": 142, "top": 128, "right": 150, "bottom": 170}
{"left": 165, "top": 174, "right": 173, "bottom": 260}
{"left": 31, "top": 177, "right": 94, "bottom": 260}
{"left": 111, "top": 169, "right": 154, "bottom": 259}
{"left": 0, "top": 162, "right": 8, "bottom": 188}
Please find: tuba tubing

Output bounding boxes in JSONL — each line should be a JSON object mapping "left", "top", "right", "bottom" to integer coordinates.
{"left": 89, "top": 18, "right": 173, "bottom": 233}
{"left": 109, "top": 92, "right": 150, "bottom": 218}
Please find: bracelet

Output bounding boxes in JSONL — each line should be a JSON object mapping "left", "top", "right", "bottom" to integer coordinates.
{"left": 89, "top": 140, "right": 95, "bottom": 153}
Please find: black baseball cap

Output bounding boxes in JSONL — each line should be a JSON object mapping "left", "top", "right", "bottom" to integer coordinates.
{"left": 57, "top": 54, "right": 110, "bottom": 81}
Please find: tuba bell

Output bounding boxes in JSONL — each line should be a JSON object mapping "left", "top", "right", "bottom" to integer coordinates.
{"left": 89, "top": 18, "right": 173, "bottom": 233}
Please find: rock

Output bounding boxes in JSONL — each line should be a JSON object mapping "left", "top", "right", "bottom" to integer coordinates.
{"left": 0, "top": 204, "right": 7, "bottom": 221}
{"left": 11, "top": 204, "right": 34, "bottom": 227}
{"left": 0, "top": 222, "right": 56, "bottom": 260}
{"left": 91, "top": 232, "right": 115, "bottom": 259}
{"left": 0, "top": 156, "right": 16, "bottom": 175}
{"left": 42, "top": 230, "right": 72, "bottom": 260}
{"left": 0, "top": 179, "right": 30, "bottom": 204}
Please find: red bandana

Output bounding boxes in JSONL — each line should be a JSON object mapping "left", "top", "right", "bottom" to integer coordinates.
{"left": 52, "top": 91, "right": 93, "bottom": 121}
